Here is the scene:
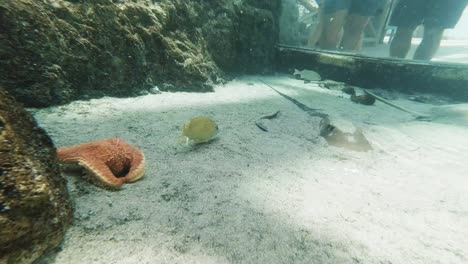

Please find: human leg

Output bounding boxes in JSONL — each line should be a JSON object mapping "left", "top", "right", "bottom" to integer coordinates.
{"left": 413, "top": 27, "right": 444, "bottom": 60}
{"left": 341, "top": 14, "right": 370, "bottom": 51}
{"left": 340, "top": 0, "right": 385, "bottom": 52}
{"left": 307, "top": 5, "right": 324, "bottom": 47}
{"left": 389, "top": 26, "right": 416, "bottom": 58}
{"left": 388, "top": 0, "right": 425, "bottom": 58}
{"left": 415, "top": 1, "right": 468, "bottom": 60}
{"left": 319, "top": 10, "right": 348, "bottom": 50}
{"left": 307, "top": 20, "right": 323, "bottom": 48}
{"left": 319, "top": 0, "right": 350, "bottom": 50}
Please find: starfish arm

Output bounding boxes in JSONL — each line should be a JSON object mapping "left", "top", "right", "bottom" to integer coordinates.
{"left": 57, "top": 143, "right": 100, "bottom": 162}
{"left": 124, "top": 148, "right": 145, "bottom": 183}
{"left": 78, "top": 157, "right": 125, "bottom": 188}
{"left": 57, "top": 146, "right": 83, "bottom": 163}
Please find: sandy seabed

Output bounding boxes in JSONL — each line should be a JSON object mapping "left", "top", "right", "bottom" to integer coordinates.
{"left": 32, "top": 75, "right": 468, "bottom": 264}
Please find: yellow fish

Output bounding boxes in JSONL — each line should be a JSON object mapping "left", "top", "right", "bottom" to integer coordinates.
{"left": 178, "top": 116, "right": 218, "bottom": 144}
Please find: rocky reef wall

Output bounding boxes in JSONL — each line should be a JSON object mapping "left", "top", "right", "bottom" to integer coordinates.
{"left": 0, "top": 0, "right": 280, "bottom": 107}
{"left": 0, "top": 87, "right": 73, "bottom": 263}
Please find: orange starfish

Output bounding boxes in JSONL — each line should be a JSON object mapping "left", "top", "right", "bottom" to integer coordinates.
{"left": 57, "top": 138, "right": 145, "bottom": 189}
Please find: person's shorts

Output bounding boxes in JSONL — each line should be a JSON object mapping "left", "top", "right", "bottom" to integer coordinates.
{"left": 323, "top": 0, "right": 385, "bottom": 16}
{"left": 389, "top": 0, "right": 468, "bottom": 29}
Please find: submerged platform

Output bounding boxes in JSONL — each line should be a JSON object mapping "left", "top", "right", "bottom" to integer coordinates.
{"left": 276, "top": 45, "right": 468, "bottom": 101}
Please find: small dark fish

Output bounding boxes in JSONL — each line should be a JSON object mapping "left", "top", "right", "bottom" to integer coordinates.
{"left": 342, "top": 87, "right": 356, "bottom": 96}
{"left": 351, "top": 94, "right": 376, "bottom": 106}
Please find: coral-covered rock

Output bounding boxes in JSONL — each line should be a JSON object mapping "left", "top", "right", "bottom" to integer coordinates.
{"left": 0, "top": 87, "right": 73, "bottom": 263}
{"left": 0, "top": 0, "right": 280, "bottom": 107}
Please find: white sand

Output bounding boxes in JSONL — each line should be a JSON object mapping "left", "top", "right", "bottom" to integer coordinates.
{"left": 32, "top": 75, "right": 468, "bottom": 264}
